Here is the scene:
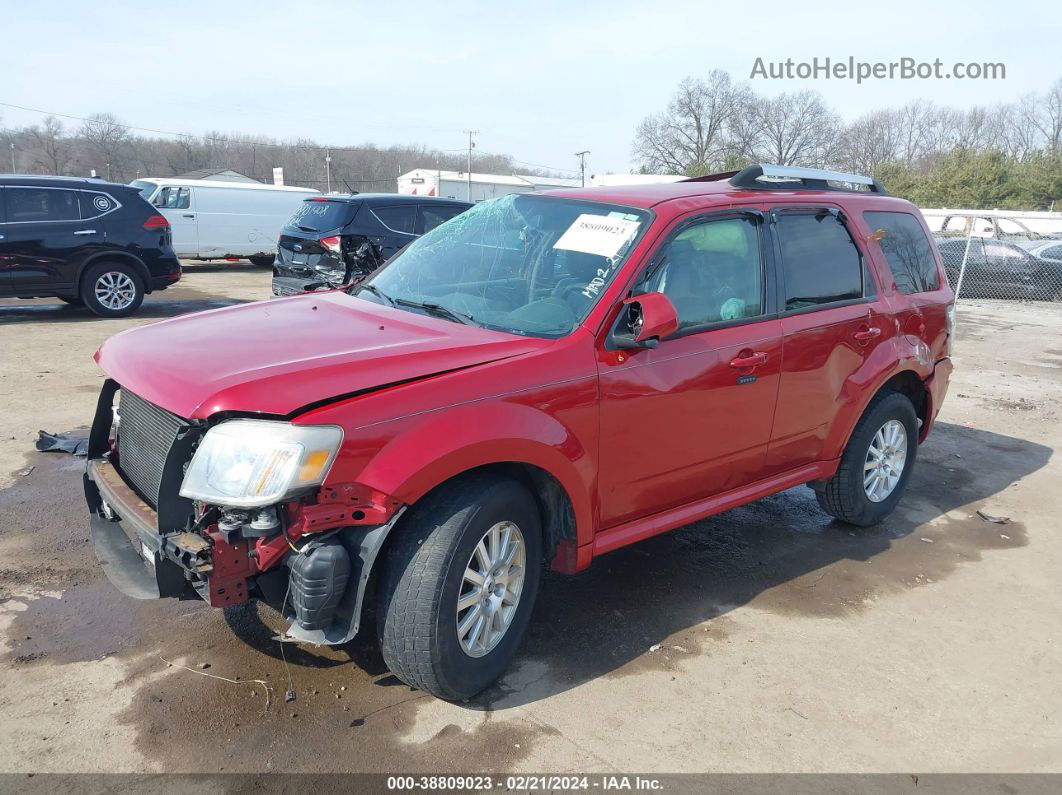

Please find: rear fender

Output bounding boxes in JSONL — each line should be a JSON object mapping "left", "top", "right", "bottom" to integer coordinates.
{"left": 77, "top": 251, "right": 152, "bottom": 293}
{"left": 821, "top": 333, "right": 933, "bottom": 460}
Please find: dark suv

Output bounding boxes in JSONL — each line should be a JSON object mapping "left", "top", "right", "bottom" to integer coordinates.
{"left": 0, "top": 176, "right": 181, "bottom": 317}
{"left": 271, "top": 193, "right": 470, "bottom": 296}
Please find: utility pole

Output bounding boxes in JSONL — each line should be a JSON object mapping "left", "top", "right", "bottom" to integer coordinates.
{"left": 574, "top": 150, "right": 590, "bottom": 187}
{"left": 463, "top": 130, "right": 478, "bottom": 201}
{"left": 9, "top": 142, "right": 15, "bottom": 174}
{"left": 325, "top": 149, "right": 332, "bottom": 193}
{"left": 106, "top": 163, "right": 112, "bottom": 181}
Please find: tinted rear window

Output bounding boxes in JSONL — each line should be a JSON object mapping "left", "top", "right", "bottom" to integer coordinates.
{"left": 775, "top": 212, "right": 863, "bottom": 310}
{"left": 372, "top": 205, "right": 416, "bottom": 234}
{"left": 864, "top": 211, "right": 940, "bottom": 294}
{"left": 288, "top": 199, "right": 355, "bottom": 232}
{"left": 6, "top": 187, "right": 80, "bottom": 222}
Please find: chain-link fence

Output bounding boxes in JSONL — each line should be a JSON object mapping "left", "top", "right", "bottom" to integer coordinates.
{"left": 921, "top": 210, "right": 1062, "bottom": 303}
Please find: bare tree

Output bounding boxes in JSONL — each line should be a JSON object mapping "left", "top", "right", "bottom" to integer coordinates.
{"left": 632, "top": 71, "right": 752, "bottom": 175}
{"left": 835, "top": 108, "right": 904, "bottom": 174}
{"left": 1000, "top": 95, "right": 1043, "bottom": 159}
{"left": 1032, "top": 77, "right": 1062, "bottom": 151}
{"left": 27, "top": 116, "right": 73, "bottom": 175}
{"left": 79, "top": 112, "right": 130, "bottom": 179}
{"left": 745, "top": 90, "right": 840, "bottom": 167}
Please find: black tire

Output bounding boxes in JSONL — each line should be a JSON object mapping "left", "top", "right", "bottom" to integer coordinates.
{"left": 80, "top": 262, "right": 144, "bottom": 318}
{"left": 377, "top": 474, "right": 542, "bottom": 700}
{"left": 815, "top": 390, "right": 918, "bottom": 527}
{"left": 249, "top": 256, "right": 275, "bottom": 268}
{"left": 58, "top": 296, "right": 84, "bottom": 306}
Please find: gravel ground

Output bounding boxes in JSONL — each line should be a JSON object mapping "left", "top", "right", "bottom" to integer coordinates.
{"left": 1, "top": 267, "right": 1060, "bottom": 775}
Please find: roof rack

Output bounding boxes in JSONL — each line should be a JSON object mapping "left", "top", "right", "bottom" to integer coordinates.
{"left": 684, "top": 163, "right": 886, "bottom": 194}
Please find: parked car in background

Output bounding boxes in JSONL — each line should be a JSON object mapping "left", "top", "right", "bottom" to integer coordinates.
{"left": 88, "top": 164, "right": 954, "bottom": 700}
{"left": 1019, "top": 240, "right": 1062, "bottom": 264}
{"left": 0, "top": 175, "right": 181, "bottom": 316}
{"left": 934, "top": 213, "right": 1041, "bottom": 242}
{"left": 271, "top": 194, "right": 471, "bottom": 296}
{"left": 130, "top": 178, "right": 318, "bottom": 266}
{"left": 935, "top": 237, "right": 1062, "bottom": 301}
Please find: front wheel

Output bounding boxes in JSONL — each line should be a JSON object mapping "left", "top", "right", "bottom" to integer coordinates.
{"left": 815, "top": 390, "right": 918, "bottom": 526}
{"left": 377, "top": 474, "right": 542, "bottom": 700}
{"left": 248, "top": 256, "right": 275, "bottom": 268}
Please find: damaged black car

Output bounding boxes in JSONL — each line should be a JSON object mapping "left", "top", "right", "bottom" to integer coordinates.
{"left": 271, "top": 194, "right": 471, "bottom": 296}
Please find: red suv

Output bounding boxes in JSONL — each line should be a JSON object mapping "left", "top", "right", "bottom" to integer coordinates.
{"left": 86, "top": 165, "right": 954, "bottom": 700}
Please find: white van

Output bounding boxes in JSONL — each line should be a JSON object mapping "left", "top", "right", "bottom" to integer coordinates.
{"left": 130, "top": 178, "right": 319, "bottom": 265}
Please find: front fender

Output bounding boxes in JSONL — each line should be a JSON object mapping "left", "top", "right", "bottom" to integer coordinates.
{"left": 349, "top": 401, "right": 595, "bottom": 548}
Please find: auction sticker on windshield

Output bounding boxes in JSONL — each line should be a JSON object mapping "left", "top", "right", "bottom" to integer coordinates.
{"left": 553, "top": 214, "right": 641, "bottom": 259}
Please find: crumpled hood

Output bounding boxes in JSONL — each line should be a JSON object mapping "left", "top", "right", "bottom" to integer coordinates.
{"left": 95, "top": 292, "right": 549, "bottom": 420}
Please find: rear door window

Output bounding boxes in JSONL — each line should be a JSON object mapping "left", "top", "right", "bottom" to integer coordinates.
{"left": 287, "top": 199, "right": 353, "bottom": 232}
{"left": 6, "top": 188, "right": 80, "bottom": 222}
{"left": 372, "top": 205, "right": 416, "bottom": 235}
{"left": 774, "top": 211, "right": 864, "bottom": 311}
{"left": 417, "top": 204, "right": 466, "bottom": 234}
{"left": 864, "top": 211, "right": 940, "bottom": 294}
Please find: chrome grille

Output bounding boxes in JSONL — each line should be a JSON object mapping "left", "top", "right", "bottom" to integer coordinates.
{"left": 116, "top": 389, "right": 187, "bottom": 508}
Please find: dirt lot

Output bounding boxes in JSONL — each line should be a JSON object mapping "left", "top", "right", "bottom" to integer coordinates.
{"left": 1, "top": 266, "right": 1060, "bottom": 775}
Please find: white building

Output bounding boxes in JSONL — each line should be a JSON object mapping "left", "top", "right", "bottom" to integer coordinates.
{"left": 397, "top": 169, "right": 580, "bottom": 202}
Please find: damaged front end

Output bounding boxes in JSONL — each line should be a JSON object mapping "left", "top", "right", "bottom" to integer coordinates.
{"left": 85, "top": 379, "right": 402, "bottom": 645}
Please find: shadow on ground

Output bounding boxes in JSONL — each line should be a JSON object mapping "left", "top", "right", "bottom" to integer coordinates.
{"left": 214, "top": 420, "right": 1048, "bottom": 708}
{"left": 0, "top": 287, "right": 254, "bottom": 325}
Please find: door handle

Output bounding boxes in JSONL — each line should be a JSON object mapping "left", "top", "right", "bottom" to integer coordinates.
{"left": 729, "top": 351, "right": 768, "bottom": 368}
{"left": 182, "top": 214, "right": 195, "bottom": 219}
{"left": 853, "top": 327, "right": 882, "bottom": 342}
{"left": 73, "top": 229, "right": 97, "bottom": 236}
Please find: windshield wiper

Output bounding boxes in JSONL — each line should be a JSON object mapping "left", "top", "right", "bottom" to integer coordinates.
{"left": 356, "top": 283, "right": 395, "bottom": 306}
{"left": 394, "top": 298, "right": 474, "bottom": 325}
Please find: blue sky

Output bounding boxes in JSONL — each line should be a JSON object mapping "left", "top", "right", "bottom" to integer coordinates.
{"left": 1, "top": 0, "right": 1059, "bottom": 176}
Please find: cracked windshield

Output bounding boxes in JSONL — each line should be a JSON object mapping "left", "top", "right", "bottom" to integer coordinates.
{"left": 353, "top": 193, "right": 650, "bottom": 337}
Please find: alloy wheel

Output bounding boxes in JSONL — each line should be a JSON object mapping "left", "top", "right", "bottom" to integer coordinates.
{"left": 94, "top": 271, "right": 137, "bottom": 311}
{"left": 864, "top": 419, "right": 908, "bottom": 502}
{"left": 456, "top": 520, "right": 526, "bottom": 657}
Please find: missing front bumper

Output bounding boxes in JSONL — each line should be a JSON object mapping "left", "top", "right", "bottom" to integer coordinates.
{"left": 85, "top": 458, "right": 199, "bottom": 600}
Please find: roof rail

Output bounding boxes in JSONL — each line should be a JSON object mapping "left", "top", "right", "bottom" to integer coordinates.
{"left": 684, "top": 164, "right": 886, "bottom": 193}
{"left": 732, "top": 164, "right": 886, "bottom": 193}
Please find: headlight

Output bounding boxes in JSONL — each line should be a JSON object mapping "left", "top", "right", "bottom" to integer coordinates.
{"left": 179, "top": 420, "right": 343, "bottom": 508}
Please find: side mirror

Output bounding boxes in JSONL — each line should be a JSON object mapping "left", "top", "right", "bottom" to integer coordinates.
{"left": 611, "top": 292, "right": 679, "bottom": 350}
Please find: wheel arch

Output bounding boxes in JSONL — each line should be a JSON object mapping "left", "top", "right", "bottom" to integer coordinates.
{"left": 343, "top": 402, "right": 594, "bottom": 573}
{"left": 824, "top": 361, "right": 932, "bottom": 463}
{"left": 77, "top": 252, "right": 152, "bottom": 294}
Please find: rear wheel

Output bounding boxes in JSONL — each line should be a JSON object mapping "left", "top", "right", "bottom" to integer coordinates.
{"left": 377, "top": 474, "right": 541, "bottom": 700}
{"left": 249, "top": 256, "right": 275, "bottom": 268}
{"left": 815, "top": 391, "right": 918, "bottom": 526}
{"left": 81, "top": 262, "right": 144, "bottom": 318}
